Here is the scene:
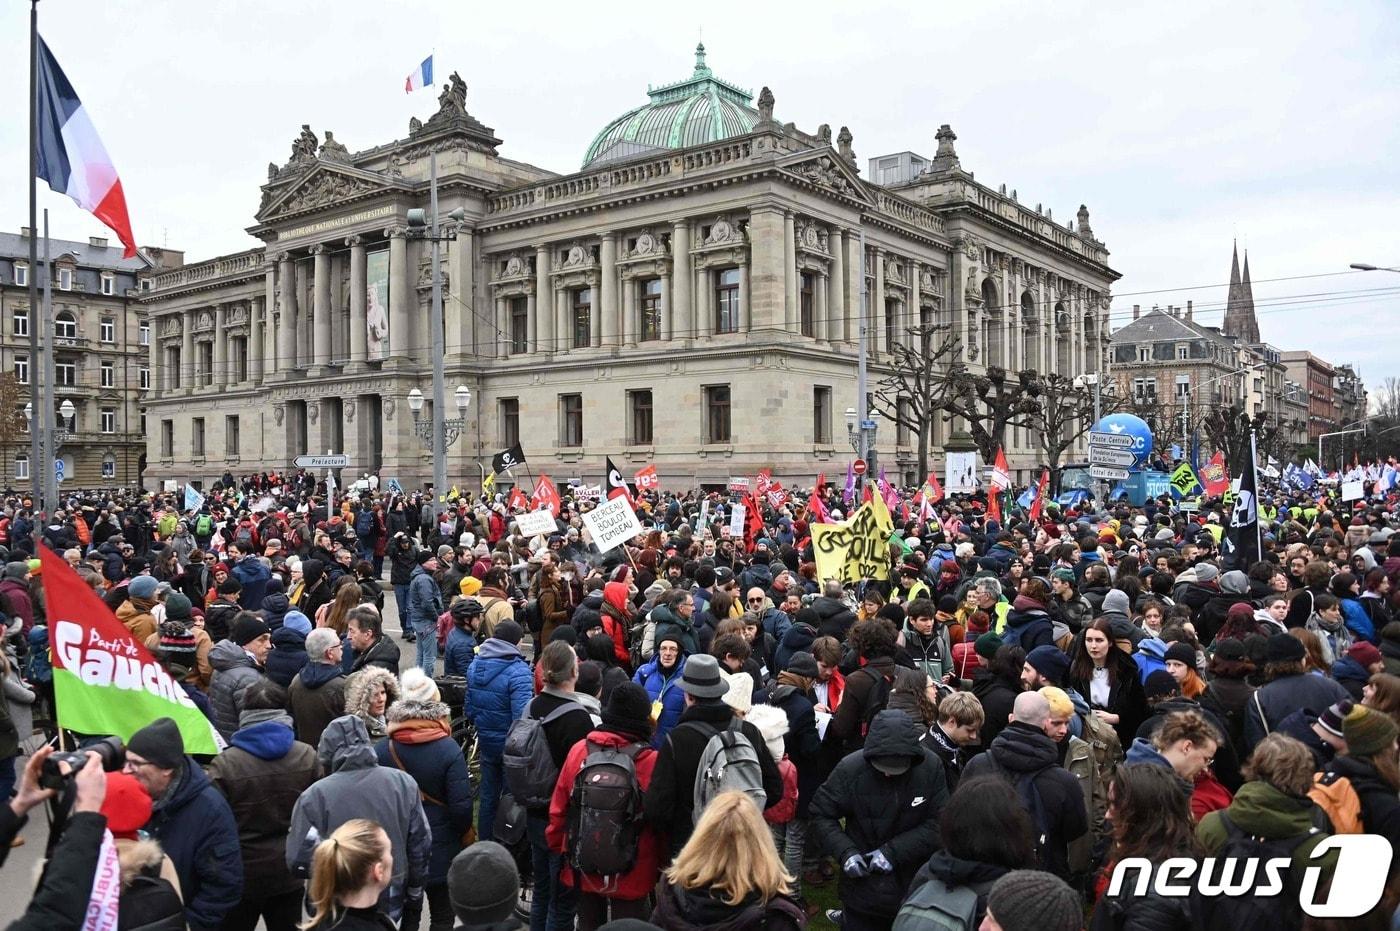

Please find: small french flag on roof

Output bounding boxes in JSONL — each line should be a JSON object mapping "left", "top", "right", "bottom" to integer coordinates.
{"left": 405, "top": 54, "right": 434, "bottom": 94}
{"left": 34, "top": 35, "right": 136, "bottom": 258}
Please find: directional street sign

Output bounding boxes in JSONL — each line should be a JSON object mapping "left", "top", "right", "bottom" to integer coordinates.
{"left": 294, "top": 454, "right": 349, "bottom": 469}
{"left": 1088, "top": 432, "right": 1136, "bottom": 449}
{"left": 1089, "top": 448, "right": 1138, "bottom": 467}
{"left": 1089, "top": 465, "right": 1131, "bottom": 480}
{"left": 54, "top": 459, "right": 65, "bottom": 484}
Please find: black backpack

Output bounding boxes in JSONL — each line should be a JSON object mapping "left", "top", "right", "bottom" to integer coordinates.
{"left": 1188, "top": 811, "right": 1319, "bottom": 931}
{"left": 119, "top": 865, "right": 185, "bottom": 931}
{"left": 857, "top": 666, "right": 893, "bottom": 738}
{"left": 566, "top": 739, "right": 646, "bottom": 878}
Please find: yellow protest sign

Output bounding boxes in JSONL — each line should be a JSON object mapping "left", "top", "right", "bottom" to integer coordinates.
{"left": 1170, "top": 463, "right": 1201, "bottom": 497}
{"left": 811, "top": 495, "right": 896, "bottom": 583}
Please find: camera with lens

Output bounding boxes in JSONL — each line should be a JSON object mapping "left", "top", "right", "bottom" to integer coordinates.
{"left": 39, "top": 736, "right": 126, "bottom": 791}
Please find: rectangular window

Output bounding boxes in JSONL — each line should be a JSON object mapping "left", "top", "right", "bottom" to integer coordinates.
{"left": 101, "top": 274, "right": 115, "bottom": 296}
{"left": 897, "top": 396, "right": 912, "bottom": 446}
{"left": 100, "top": 408, "right": 115, "bottom": 434}
{"left": 225, "top": 415, "right": 240, "bottom": 455}
{"left": 57, "top": 268, "right": 72, "bottom": 291}
{"left": 101, "top": 457, "right": 115, "bottom": 479}
{"left": 12, "top": 265, "right": 26, "bottom": 288}
{"left": 640, "top": 279, "right": 662, "bottom": 342}
{"left": 100, "top": 318, "right": 115, "bottom": 343}
{"left": 886, "top": 299, "right": 899, "bottom": 350}
{"left": 13, "top": 357, "right": 27, "bottom": 385}
{"left": 509, "top": 296, "right": 528, "bottom": 354}
{"left": 140, "top": 411, "right": 146, "bottom": 435}
{"left": 1176, "top": 345, "right": 1188, "bottom": 360}
{"left": 55, "top": 314, "right": 76, "bottom": 340}
{"left": 704, "top": 385, "right": 731, "bottom": 444}
{"left": 499, "top": 398, "right": 520, "bottom": 448}
{"left": 191, "top": 417, "right": 205, "bottom": 457}
{"left": 1133, "top": 377, "right": 1156, "bottom": 399}
{"left": 715, "top": 268, "right": 740, "bottom": 334}
{"left": 55, "top": 361, "right": 75, "bottom": 387}
{"left": 559, "top": 393, "right": 583, "bottom": 448}
{"left": 232, "top": 337, "right": 248, "bottom": 382}
{"left": 198, "top": 342, "right": 213, "bottom": 386}
{"left": 100, "top": 360, "right": 114, "bottom": 388}
{"left": 160, "top": 419, "right": 173, "bottom": 457}
{"left": 629, "top": 390, "right": 653, "bottom": 445}
{"left": 1175, "top": 375, "right": 1190, "bottom": 398}
{"left": 799, "top": 273, "right": 814, "bottom": 337}
{"left": 139, "top": 366, "right": 150, "bottom": 390}
{"left": 139, "top": 322, "right": 150, "bottom": 346}
{"left": 14, "top": 457, "right": 27, "bottom": 481}
{"left": 12, "top": 308, "right": 27, "bottom": 338}
{"left": 1138, "top": 347, "right": 1150, "bottom": 362}
{"left": 169, "top": 348, "right": 181, "bottom": 389}
{"left": 573, "top": 288, "right": 592, "bottom": 349}
{"left": 813, "top": 385, "right": 832, "bottom": 444}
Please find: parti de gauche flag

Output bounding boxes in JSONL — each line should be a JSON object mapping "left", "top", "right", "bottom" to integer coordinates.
{"left": 39, "top": 545, "right": 222, "bottom": 754}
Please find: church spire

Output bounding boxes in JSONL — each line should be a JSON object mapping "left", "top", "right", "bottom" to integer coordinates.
{"left": 1223, "top": 241, "right": 1260, "bottom": 343}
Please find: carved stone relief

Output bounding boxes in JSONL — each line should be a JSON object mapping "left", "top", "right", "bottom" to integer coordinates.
{"left": 383, "top": 398, "right": 395, "bottom": 420}
{"left": 344, "top": 400, "right": 356, "bottom": 423}
{"left": 280, "top": 172, "right": 378, "bottom": 214}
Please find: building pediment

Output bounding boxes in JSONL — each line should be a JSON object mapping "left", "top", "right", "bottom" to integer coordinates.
{"left": 257, "top": 165, "right": 407, "bottom": 224}
{"left": 776, "top": 151, "right": 875, "bottom": 207}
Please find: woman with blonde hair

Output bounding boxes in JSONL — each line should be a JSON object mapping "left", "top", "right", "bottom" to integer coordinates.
{"left": 652, "top": 790, "right": 807, "bottom": 929}
{"left": 301, "top": 819, "right": 397, "bottom": 930}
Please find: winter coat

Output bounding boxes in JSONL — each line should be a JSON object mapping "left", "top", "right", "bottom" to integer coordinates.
{"left": 1196, "top": 780, "right": 1339, "bottom": 876}
{"left": 1068, "top": 650, "right": 1149, "bottom": 750}
{"left": 376, "top": 701, "right": 474, "bottom": 884}
{"left": 289, "top": 661, "right": 348, "bottom": 748}
{"left": 116, "top": 597, "right": 158, "bottom": 643}
{"left": 208, "top": 639, "right": 266, "bottom": 742}
{"left": 112, "top": 836, "right": 184, "bottom": 931}
{"left": 547, "top": 727, "right": 663, "bottom": 901}
{"left": 537, "top": 580, "right": 571, "bottom": 648}
{"left": 1332, "top": 655, "right": 1371, "bottom": 701}
{"left": 1243, "top": 671, "right": 1350, "bottom": 756}
{"left": 350, "top": 633, "right": 401, "bottom": 675}
{"left": 206, "top": 710, "right": 319, "bottom": 896}
{"left": 1051, "top": 592, "right": 1094, "bottom": 634}
{"left": 643, "top": 699, "right": 784, "bottom": 855}
{"left": 768, "top": 682, "right": 824, "bottom": 819}
{"left": 901, "top": 850, "right": 1012, "bottom": 931}
{"left": 970, "top": 666, "right": 1021, "bottom": 749}
{"left": 3, "top": 811, "right": 109, "bottom": 931}
{"left": 0, "top": 660, "right": 35, "bottom": 748}
{"left": 1199, "top": 592, "right": 1256, "bottom": 646}
{"left": 999, "top": 598, "right": 1055, "bottom": 653}
{"left": 266, "top": 624, "right": 309, "bottom": 688}
{"left": 633, "top": 654, "right": 688, "bottom": 747}
{"left": 773, "top": 622, "right": 817, "bottom": 674}
{"left": 810, "top": 595, "right": 857, "bottom": 640}
{"left": 651, "top": 881, "right": 805, "bottom": 931}
{"left": 1338, "top": 595, "right": 1378, "bottom": 644}
{"left": 1133, "top": 638, "right": 1169, "bottom": 686}
{"left": 259, "top": 593, "right": 292, "bottom": 631}
{"left": 0, "top": 579, "right": 34, "bottom": 633}
{"left": 1321, "top": 754, "right": 1400, "bottom": 846}
{"left": 344, "top": 667, "right": 400, "bottom": 742}
{"left": 287, "top": 715, "right": 432, "bottom": 920}
{"left": 407, "top": 564, "right": 444, "bottom": 632}
{"left": 230, "top": 555, "right": 271, "bottom": 612}
{"left": 1089, "top": 858, "right": 1192, "bottom": 931}
{"left": 203, "top": 597, "right": 239, "bottom": 643}
{"left": 829, "top": 656, "right": 898, "bottom": 756}
{"left": 902, "top": 622, "right": 953, "bottom": 682}
{"left": 465, "top": 637, "right": 533, "bottom": 747}
{"left": 1306, "top": 612, "right": 1354, "bottom": 667}
{"left": 1134, "top": 697, "right": 1242, "bottom": 793}
{"left": 961, "top": 721, "right": 1088, "bottom": 880}
{"left": 443, "top": 626, "right": 477, "bottom": 678}
{"left": 652, "top": 603, "right": 702, "bottom": 657}
{"left": 810, "top": 710, "right": 949, "bottom": 918}
{"left": 144, "top": 758, "right": 243, "bottom": 930}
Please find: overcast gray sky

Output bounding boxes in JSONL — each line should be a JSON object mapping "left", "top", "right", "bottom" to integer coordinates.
{"left": 4, "top": 0, "right": 1397, "bottom": 385}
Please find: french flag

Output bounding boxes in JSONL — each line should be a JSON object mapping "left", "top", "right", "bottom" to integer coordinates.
{"left": 34, "top": 36, "right": 136, "bottom": 259}
{"left": 405, "top": 54, "right": 434, "bottom": 93}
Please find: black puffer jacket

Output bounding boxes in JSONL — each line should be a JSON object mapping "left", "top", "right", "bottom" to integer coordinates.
{"left": 970, "top": 667, "right": 1020, "bottom": 749}
{"left": 1324, "top": 754, "right": 1400, "bottom": 846}
{"left": 810, "top": 595, "right": 857, "bottom": 640}
{"left": 768, "top": 682, "right": 824, "bottom": 819}
{"left": 651, "top": 881, "right": 805, "bottom": 931}
{"left": 829, "top": 656, "right": 898, "bottom": 756}
{"left": 960, "top": 721, "right": 1088, "bottom": 880}
{"left": 810, "top": 710, "right": 949, "bottom": 919}
{"left": 902, "top": 850, "right": 1013, "bottom": 930}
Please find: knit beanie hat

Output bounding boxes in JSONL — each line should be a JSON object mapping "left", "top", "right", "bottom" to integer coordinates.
{"left": 785, "top": 651, "right": 820, "bottom": 679}
{"left": 447, "top": 841, "right": 519, "bottom": 925}
{"left": 400, "top": 667, "right": 440, "bottom": 704}
{"left": 602, "top": 681, "right": 653, "bottom": 738}
{"left": 1348, "top": 641, "right": 1383, "bottom": 669}
{"left": 747, "top": 703, "right": 790, "bottom": 761}
{"left": 494, "top": 620, "right": 523, "bottom": 645}
{"left": 1102, "top": 589, "right": 1131, "bottom": 617}
{"left": 162, "top": 592, "right": 193, "bottom": 622}
{"left": 722, "top": 671, "right": 753, "bottom": 715}
{"left": 1144, "top": 669, "right": 1181, "bottom": 701}
{"left": 1343, "top": 704, "right": 1400, "bottom": 757}
{"left": 127, "top": 574, "right": 158, "bottom": 600}
{"left": 157, "top": 621, "right": 198, "bottom": 673}
{"left": 231, "top": 615, "right": 270, "bottom": 646}
{"left": 1025, "top": 645, "right": 1070, "bottom": 686}
{"left": 937, "top": 594, "right": 960, "bottom": 615}
{"left": 974, "top": 631, "right": 1004, "bottom": 661}
{"left": 126, "top": 717, "right": 185, "bottom": 771}
{"left": 1227, "top": 601, "right": 1256, "bottom": 623}
{"left": 1164, "top": 642, "right": 1196, "bottom": 667}
{"left": 1317, "top": 699, "right": 1354, "bottom": 739}
{"left": 100, "top": 772, "right": 153, "bottom": 840}
{"left": 1265, "top": 632, "right": 1306, "bottom": 664}
{"left": 986, "top": 869, "right": 1083, "bottom": 931}
{"left": 1049, "top": 567, "right": 1075, "bottom": 584}
{"left": 282, "top": 610, "right": 312, "bottom": 636}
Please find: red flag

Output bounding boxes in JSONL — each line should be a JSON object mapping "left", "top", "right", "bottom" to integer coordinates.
{"left": 531, "top": 474, "right": 561, "bottom": 517}
{"left": 742, "top": 492, "right": 765, "bottom": 552}
{"left": 987, "top": 487, "right": 1002, "bottom": 524}
{"left": 507, "top": 487, "right": 529, "bottom": 511}
{"left": 990, "top": 447, "right": 1011, "bottom": 492}
{"left": 756, "top": 468, "right": 773, "bottom": 496}
{"left": 1029, "top": 469, "right": 1050, "bottom": 523}
{"left": 633, "top": 464, "right": 659, "bottom": 491}
{"left": 1201, "top": 451, "right": 1231, "bottom": 496}
{"left": 923, "top": 471, "right": 944, "bottom": 504}
{"left": 765, "top": 482, "right": 789, "bottom": 510}
{"left": 807, "top": 474, "right": 830, "bottom": 523}
{"left": 606, "top": 456, "right": 636, "bottom": 506}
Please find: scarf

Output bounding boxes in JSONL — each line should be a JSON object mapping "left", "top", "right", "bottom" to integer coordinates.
{"left": 387, "top": 717, "right": 451, "bottom": 743}
{"left": 82, "top": 829, "right": 121, "bottom": 931}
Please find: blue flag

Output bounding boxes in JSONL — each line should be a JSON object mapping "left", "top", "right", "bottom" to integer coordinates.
{"left": 183, "top": 484, "right": 205, "bottom": 514}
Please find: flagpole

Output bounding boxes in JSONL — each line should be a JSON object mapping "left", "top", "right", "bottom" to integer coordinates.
{"left": 27, "top": 0, "right": 42, "bottom": 521}
{"left": 1250, "top": 430, "right": 1261, "bottom": 561}
{"left": 41, "top": 210, "right": 56, "bottom": 515}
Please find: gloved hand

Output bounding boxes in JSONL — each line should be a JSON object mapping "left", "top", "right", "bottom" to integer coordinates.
{"left": 842, "top": 853, "right": 870, "bottom": 878}
{"left": 866, "top": 849, "right": 894, "bottom": 874}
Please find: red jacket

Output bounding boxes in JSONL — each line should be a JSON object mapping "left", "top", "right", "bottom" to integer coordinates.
{"left": 546, "top": 730, "right": 662, "bottom": 900}
{"left": 601, "top": 582, "right": 633, "bottom": 667}
{"left": 763, "top": 757, "right": 798, "bottom": 825}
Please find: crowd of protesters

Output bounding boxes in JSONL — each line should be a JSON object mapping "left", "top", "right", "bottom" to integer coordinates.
{"left": 2, "top": 463, "right": 1400, "bottom": 931}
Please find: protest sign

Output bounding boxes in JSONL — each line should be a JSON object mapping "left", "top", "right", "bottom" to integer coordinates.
{"left": 582, "top": 495, "right": 643, "bottom": 552}
{"left": 1342, "top": 480, "right": 1365, "bottom": 502}
{"left": 515, "top": 509, "right": 557, "bottom": 538}
{"left": 810, "top": 493, "right": 895, "bottom": 583}
{"left": 729, "top": 503, "right": 746, "bottom": 538}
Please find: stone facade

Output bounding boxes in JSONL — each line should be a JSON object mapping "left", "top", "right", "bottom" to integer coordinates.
{"left": 142, "top": 51, "right": 1118, "bottom": 492}
{"left": 0, "top": 231, "right": 159, "bottom": 489}
{"left": 1281, "top": 351, "right": 1337, "bottom": 441}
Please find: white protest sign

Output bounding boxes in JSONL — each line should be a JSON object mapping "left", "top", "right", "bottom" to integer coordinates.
{"left": 515, "top": 509, "right": 557, "bottom": 538}
{"left": 729, "top": 503, "right": 746, "bottom": 537}
{"left": 1342, "top": 480, "right": 1365, "bottom": 502}
{"left": 582, "top": 495, "right": 643, "bottom": 553}
{"left": 697, "top": 499, "right": 710, "bottom": 531}
{"left": 574, "top": 483, "right": 602, "bottom": 502}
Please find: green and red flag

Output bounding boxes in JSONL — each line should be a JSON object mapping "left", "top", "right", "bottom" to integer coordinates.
{"left": 39, "top": 546, "right": 223, "bottom": 754}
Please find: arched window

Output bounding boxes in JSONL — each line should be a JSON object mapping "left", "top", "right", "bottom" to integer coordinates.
{"left": 101, "top": 454, "right": 116, "bottom": 480}
{"left": 55, "top": 311, "right": 77, "bottom": 340}
{"left": 1021, "top": 291, "right": 1039, "bottom": 373}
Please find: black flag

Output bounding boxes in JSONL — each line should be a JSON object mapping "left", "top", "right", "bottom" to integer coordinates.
{"left": 605, "top": 456, "right": 634, "bottom": 504}
{"left": 1221, "top": 432, "right": 1261, "bottom": 570}
{"left": 491, "top": 444, "right": 526, "bottom": 475}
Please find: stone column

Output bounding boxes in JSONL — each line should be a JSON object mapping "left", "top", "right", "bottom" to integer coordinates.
{"left": 149, "top": 328, "right": 162, "bottom": 398}
{"left": 847, "top": 231, "right": 862, "bottom": 344}
{"left": 814, "top": 270, "right": 829, "bottom": 344}
{"left": 346, "top": 236, "right": 368, "bottom": 372}
{"left": 599, "top": 233, "right": 618, "bottom": 347}
{"left": 738, "top": 263, "right": 751, "bottom": 332}
{"left": 671, "top": 220, "right": 691, "bottom": 342}
{"left": 181, "top": 310, "right": 195, "bottom": 394}
{"left": 386, "top": 226, "right": 411, "bottom": 366}
{"left": 254, "top": 265, "right": 272, "bottom": 384}
{"left": 659, "top": 272, "right": 672, "bottom": 341}
{"left": 534, "top": 245, "right": 551, "bottom": 354}
{"left": 622, "top": 276, "right": 637, "bottom": 347}
{"left": 447, "top": 228, "right": 475, "bottom": 359}
{"left": 555, "top": 290, "right": 569, "bottom": 352}
{"left": 697, "top": 268, "right": 711, "bottom": 335}
{"left": 310, "top": 245, "right": 331, "bottom": 373}
{"left": 277, "top": 252, "right": 297, "bottom": 374}
{"left": 213, "top": 304, "right": 228, "bottom": 390}
{"left": 783, "top": 211, "right": 798, "bottom": 331}
{"left": 495, "top": 296, "right": 508, "bottom": 359}
{"left": 829, "top": 228, "right": 845, "bottom": 345}
{"left": 589, "top": 278, "right": 602, "bottom": 346}
{"left": 745, "top": 207, "right": 783, "bottom": 332}
{"left": 873, "top": 248, "right": 886, "bottom": 356}
{"left": 525, "top": 291, "right": 538, "bottom": 355}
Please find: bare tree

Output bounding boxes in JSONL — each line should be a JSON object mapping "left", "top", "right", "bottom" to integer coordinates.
{"left": 1201, "top": 405, "right": 1281, "bottom": 475}
{"left": 938, "top": 366, "right": 1045, "bottom": 464}
{"left": 870, "top": 326, "right": 962, "bottom": 480}
{"left": 1012, "top": 372, "right": 1120, "bottom": 490}
{"left": 0, "top": 375, "right": 25, "bottom": 487}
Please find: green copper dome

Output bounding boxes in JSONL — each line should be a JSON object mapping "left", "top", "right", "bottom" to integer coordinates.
{"left": 582, "top": 44, "right": 759, "bottom": 168}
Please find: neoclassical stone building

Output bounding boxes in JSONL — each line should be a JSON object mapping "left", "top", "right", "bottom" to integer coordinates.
{"left": 142, "top": 46, "right": 1119, "bottom": 492}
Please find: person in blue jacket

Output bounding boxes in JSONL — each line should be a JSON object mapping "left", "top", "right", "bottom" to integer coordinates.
{"left": 1333, "top": 572, "right": 1378, "bottom": 644}
{"left": 632, "top": 633, "right": 688, "bottom": 747}
{"left": 465, "top": 619, "right": 532, "bottom": 844}
{"left": 126, "top": 716, "right": 244, "bottom": 931}
{"left": 443, "top": 599, "right": 481, "bottom": 679}
{"left": 228, "top": 542, "right": 272, "bottom": 613}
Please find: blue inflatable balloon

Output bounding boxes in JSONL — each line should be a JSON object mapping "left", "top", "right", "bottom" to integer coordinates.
{"left": 1091, "top": 413, "right": 1154, "bottom": 467}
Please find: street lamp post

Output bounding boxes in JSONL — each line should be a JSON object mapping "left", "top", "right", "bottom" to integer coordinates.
{"left": 406, "top": 384, "right": 472, "bottom": 497}
{"left": 27, "top": 398, "right": 74, "bottom": 510}
{"left": 405, "top": 153, "right": 467, "bottom": 502}
{"left": 1179, "top": 364, "right": 1262, "bottom": 460}
{"left": 844, "top": 406, "right": 877, "bottom": 481}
